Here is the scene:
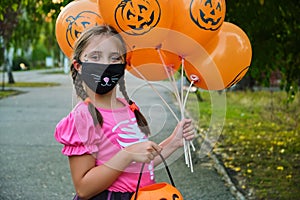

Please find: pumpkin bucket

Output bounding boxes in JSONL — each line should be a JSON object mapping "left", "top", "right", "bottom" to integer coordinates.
{"left": 131, "top": 153, "right": 183, "bottom": 200}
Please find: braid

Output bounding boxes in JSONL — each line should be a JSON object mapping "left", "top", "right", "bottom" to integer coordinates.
{"left": 71, "top": 67, "right": 88, "bottom": 100}
{"left": 119, "top": 77, "right": 130, "bottom": 102}
{"left": 119, "top": 77, "right": 151, "bottom": 136}
{"left": 71, "top": 65, "right": 103, "bottom": 126}
{"left": 87, "top": 103, "right": 103, "bottom": 127}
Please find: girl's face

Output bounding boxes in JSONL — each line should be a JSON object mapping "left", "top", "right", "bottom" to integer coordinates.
{"left": 76, "top": 34, "right": 126, "bottom": 96}
{"left": 80, "top": 35, "right": 125, "bottom": 64}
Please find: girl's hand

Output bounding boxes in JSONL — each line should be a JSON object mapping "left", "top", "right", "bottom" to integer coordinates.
{"left": 182, "top": 118, "right": 195, "bottom": 141}
{"left": 172, "top": 119, "right": 196, "bottom": 148}
{"left": 123, "top": 141, "right": 162, "bottom": 163}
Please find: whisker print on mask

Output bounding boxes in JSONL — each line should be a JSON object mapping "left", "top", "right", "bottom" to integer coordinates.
{"left": 111, "top": 74, "right": 121, "bottom": 77}
{"left": 91, "top": 74, "right": 101, "bottom": 82}
{"left": 111, "top": 77, "right": 119, "bottom": 81}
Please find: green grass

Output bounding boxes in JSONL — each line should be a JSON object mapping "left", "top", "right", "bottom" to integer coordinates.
{"left": 0, "top": 89, "right": 24, "bottom": 99}
{"left": 40, "top": 70, "right": 66, "bottom": 74}
{"left": 186, "top": 90, "right": 300, "bottom": 200}
{"left": 3, "top": 82, "right": 60, "bottom": 87}
{"left": 0, "top": 82, "right": 60, "bottom": 99}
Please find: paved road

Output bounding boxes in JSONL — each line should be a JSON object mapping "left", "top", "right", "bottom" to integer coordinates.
{"left": 0, "top": 69, "right": 235, "bottom": 200}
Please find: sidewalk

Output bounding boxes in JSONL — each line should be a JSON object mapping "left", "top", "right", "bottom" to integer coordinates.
{"left": 0, "top": 69, "right": 236, "bottom": 200}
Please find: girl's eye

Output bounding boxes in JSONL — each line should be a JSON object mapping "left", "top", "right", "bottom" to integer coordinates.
{"left": 90, "top": 54, "right": 100, "bottom": 61}
{"left": 86, "top": 52, "right": 101, "bottom": 61}
{"left": 111, "top": 56, "right": 122, "bottom": 62}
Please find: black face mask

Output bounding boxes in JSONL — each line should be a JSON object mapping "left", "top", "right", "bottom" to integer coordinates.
{"left": 79, "top": 62, "right": 126, "bottom": 95}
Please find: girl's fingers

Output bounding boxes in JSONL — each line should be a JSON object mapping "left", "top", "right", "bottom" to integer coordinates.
{"left": 147, "top": 153, "right": 154, "bottom": 161}
{"left": 183, "top": 128, "right": 196, "bottom": 141}
{"left": 183, "top": 119, "right": 193, "bottom": 130}
{"left": 146, "top": 142, "right": 162, "bottom": 155}
{"left": 183, "top": 118, "right": 192, "bottom": 126}
{"left": 183, "top": 126, "right": 194, "bottom": 133}
{"left": 184, "top": 124, "right": 195, "bottom": 133}
{"left": 184, "top": 133, "right": 195, "bottom": 141}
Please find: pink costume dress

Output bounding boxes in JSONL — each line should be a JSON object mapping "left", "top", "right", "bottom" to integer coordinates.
{"left": 54, "top": 98, "right": 155, "bottom": 198}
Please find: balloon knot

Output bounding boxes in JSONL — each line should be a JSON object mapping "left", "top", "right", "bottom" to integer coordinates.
{"left": 155, "top": 43, "right": 162, "bottom": 50}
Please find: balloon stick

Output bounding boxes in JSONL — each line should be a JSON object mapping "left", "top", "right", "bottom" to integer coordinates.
{"left": 180, "top": 58, "right": 195, "bottom": 172}
{"left": 130, "top": 66, "right": 180, "bottom": 123}
{"left": 156, "top": 48, "right": 183, "bottom": 111}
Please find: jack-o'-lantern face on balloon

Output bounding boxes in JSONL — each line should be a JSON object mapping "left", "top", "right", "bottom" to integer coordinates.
{"left": 56, "top": 0, "right": 104, "bottom": 57}
{"left": 115, "top": 0, "right": 161, "bottom": 35}
{"left": 66, "top": 11, "right": 102, "bottom": 49}
{"left": 190, "top": 0, "right": 225, "bottom": 31}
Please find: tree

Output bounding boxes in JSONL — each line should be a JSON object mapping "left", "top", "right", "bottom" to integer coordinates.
{"left": 225, "top": 0, "right": 300, "bottom": 100}
{"left": 0, "top": 0, "right": 72, "bottom": 84}
{"left": 0, "top": 1, "right": 20, "bottom": 84}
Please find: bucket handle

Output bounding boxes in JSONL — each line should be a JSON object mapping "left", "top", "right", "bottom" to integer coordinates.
{"left": 133, "top": 152, "right": 176, "bottom": 200}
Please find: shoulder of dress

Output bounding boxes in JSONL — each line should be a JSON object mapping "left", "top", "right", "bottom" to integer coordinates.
{"left": 72, "top": 101, "right": 89, "bottom": 112}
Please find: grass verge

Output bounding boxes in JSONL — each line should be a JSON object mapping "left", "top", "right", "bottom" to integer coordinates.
{"left": 3, "top": 82, "right": 60, "bottom": 87}
{"left": 186, "top": 90, "right": 300, "bottom": 200}
{"left": 0, "top": 89, "right": 25, "bottom": 99}
{"left": 0, "top": 82, "right": 60, "bottom": 99}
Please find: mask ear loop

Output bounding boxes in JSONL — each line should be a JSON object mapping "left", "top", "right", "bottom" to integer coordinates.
{"left": 77, "top": 59, "right": 82, "bottom": 65}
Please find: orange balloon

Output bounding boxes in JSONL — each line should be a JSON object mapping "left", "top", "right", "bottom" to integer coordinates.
{"left": 131, "top": 182, "right": 183, "bottom": 200}
{"left": 98, "top": 0, "right": 173, "bottom": 50}
{"left": 184, "top": 22, "right": 252, "bottom": 90}
{"left": 164, "top": 0, "right": 226, "bottom": 56}
{"left": 126, "top": 48, "right": 181, "bottom": 81}
{"left": 56, "top": 0, "right": 104, "bottom": 58}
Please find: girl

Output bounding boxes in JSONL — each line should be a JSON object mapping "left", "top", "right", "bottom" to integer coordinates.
{"left": 54, "top": 25, "right": 195, "bottom": 200}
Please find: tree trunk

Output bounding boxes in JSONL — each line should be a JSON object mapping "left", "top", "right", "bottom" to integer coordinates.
{"left": 6, "top": 47, "right": 15, "bottom": 84}
{"left": 8, "top": 71, "right": 15, "bottom": 84}
{"left": 1, "top": 68, "right": 5, "bottom": 91}
{"left": 195, "top": 89, "right": 204, "bottom": 102}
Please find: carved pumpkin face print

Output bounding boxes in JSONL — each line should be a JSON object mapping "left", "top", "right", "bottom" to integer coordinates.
{"left": 66, "top": 11, "right": 102, "bottom": 49}
{"left": 131, "top": 183, "right": 183, "bottom": 200}
{"left": 159, "top": 193, "right": 181, "bottom": 200}
{"left": 190, "top": 0, "right": 225, "bottom": 31}
{"left": 115, "top": 0, "right": 161, "bottom": 35}
{"left": 225, "top": 66, "right": 249, "bottom": 88}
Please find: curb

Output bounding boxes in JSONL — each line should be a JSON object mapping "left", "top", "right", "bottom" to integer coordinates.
{"left": 195, "top": 129, "right": 247, "bottom": 200}
{"left": 184, "top": 110, "right": 247, "bottom": 200}
{"left": 209, "top": 153, "right": 246, "bottom": 200}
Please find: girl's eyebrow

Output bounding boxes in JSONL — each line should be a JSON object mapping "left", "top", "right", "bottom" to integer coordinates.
{"left": 87, "top": 51, "right": 120, "bottom": 55}
{"left": 110, "top": 51, "right": 121, "bottom": 55}
{"left": 88, "top": 50, "right": 102, "bottom": 55}
{"left": 110, "top": 52, "right": 123, "bottom": 58}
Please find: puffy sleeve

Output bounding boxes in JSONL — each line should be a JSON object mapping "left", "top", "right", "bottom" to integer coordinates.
{"left": 54, "top": 103, "right": 102, "bottom": 156}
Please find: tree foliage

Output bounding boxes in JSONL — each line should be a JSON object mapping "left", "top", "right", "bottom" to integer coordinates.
{"left": 225, "top": 0, "right": 300, "bottom": 100}
{"left": 0, "top": 0, "right": 72, "bottom": 61}
{"left": 1, "top": 0, "right": 299, "bottom": 98}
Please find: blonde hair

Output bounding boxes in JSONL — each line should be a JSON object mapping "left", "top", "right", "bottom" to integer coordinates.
{"left": 70, "top": 25, "right": 150, "bottom": 136}
{"left": 72, "top": 25, "right": 126, "bottom": 63}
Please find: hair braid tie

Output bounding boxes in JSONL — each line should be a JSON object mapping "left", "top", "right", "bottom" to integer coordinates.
{"left": 84, "top": 97, "right": 92, "bottom": 105}
{"left": 129, "top": 101, "right": 139, "bottom": 112}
